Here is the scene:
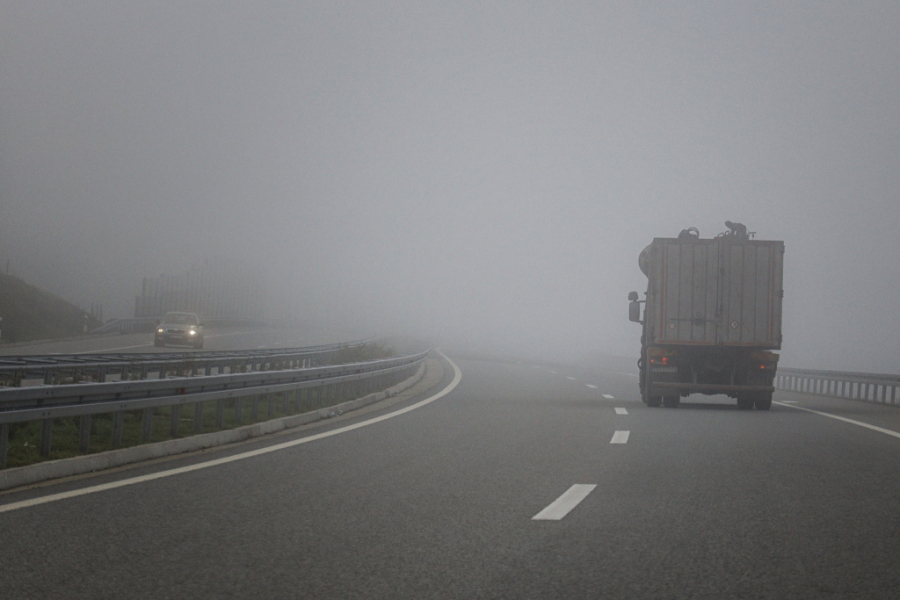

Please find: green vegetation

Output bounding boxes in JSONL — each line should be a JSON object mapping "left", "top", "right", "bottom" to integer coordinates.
{"left": 3, "top": 371, "right": 407, "bottom": 469}
{"left": 0, "top": 272, "right": 102, "bottom": 343}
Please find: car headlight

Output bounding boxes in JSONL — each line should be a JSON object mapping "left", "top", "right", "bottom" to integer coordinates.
{"left": 188, "top": 329, "right": 196, "bottom": 335}
{"left": 157, "top": 328, "right": 164, "bottom": 333}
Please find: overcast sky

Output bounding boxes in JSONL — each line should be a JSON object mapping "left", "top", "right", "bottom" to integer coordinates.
{"left": 1, "top": 2, "right": 898, "bottom": 371}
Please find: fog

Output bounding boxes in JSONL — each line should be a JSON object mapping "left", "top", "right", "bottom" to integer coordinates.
{"left": 1, "top": 2, "right": 898, "bottom": 371}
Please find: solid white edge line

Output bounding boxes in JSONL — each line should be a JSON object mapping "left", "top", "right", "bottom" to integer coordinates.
{"left": 615, "top": 408, "right": 628, "bottom": 415}
{"left": 773, "top": 401, "right": 900, "bottom": 440}
{"left": 610, "top": 430, "right": 630, "bottom": 444}
{"left": 586, "top": 384, "right": 598, "bottom": 389}
{"left": 532, "top": 484, "right": 597, "bottom": 521}
{"left": 602, "top": 394, "right": 614, "bottom": 399}
{"left": 0, "top": 351, "right": 464, "bottom": 514}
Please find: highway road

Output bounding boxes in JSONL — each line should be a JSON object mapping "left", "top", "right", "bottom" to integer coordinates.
{"left": 2, "top": 353, "right": 900, "bottom": 599}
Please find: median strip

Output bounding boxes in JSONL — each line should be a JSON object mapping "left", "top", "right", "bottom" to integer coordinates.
{"left": 0, "top": 352, "right": 462, "bottom": 513}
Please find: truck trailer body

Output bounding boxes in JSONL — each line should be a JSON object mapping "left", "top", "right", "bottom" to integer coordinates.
{"left": 629, "top": 223, "right": 784, "bottom": 409}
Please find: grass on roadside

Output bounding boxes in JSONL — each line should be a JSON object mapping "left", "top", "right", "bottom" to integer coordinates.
{"left": 3, "top": 370, "right": 406, "bottom": 470}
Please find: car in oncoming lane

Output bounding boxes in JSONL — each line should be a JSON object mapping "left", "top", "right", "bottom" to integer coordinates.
{"left": 154, "top": 312, "right": 204, "bottom": 349}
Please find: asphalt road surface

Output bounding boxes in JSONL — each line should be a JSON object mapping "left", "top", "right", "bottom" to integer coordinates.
{"left": 2, "top": 353, "right": 899, "bottom": 599}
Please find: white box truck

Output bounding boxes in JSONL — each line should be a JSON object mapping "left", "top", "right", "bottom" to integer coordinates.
{"left": 628, "top": 222, "right": 784, "bottom": 410}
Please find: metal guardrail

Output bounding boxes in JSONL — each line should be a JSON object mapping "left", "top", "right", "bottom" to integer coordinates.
{"left": 0, "top": 340, "right": 370, "bottom": 387}
{"left": 0, "top": 346, "right": 428, "bottom": 468}
{"left": 775, "top": 367, "right": 900, "bottom": 405}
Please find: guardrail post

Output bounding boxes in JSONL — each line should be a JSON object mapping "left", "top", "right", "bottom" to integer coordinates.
{"left": 40, "top": 419, "right": 53, "bottom": 457}
{"left": 79, "top": 415, "right": 92, "bottom": 453}
{"left": 112, "top": 412, "right": 124, "bottom": 449}
{"left": 0, "top": 424, "right": 8, "bottom": 468}
{"left": 215, "top": 400, "right": 224, "bottom": 429}
{"left": 194, "top": 402, "right": 204, "bottom": 434}
{"left": 170, "top": 405, "right": 181, "bottom": 438}
{"left": 142, "top": 408, "right": 153, "bottom": 442}
{"left": 267, "top": 394, "right": 275, "bottom": 419}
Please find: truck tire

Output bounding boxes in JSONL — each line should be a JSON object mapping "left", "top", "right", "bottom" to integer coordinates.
{"left": 736, "top": 396, "right": 755, "bottom": 410}
{"left": 754, "top": 394, "right": 773, "bottom": 411}
{"left": 663, "top": 395, "right": 680, "bottom": 408}
{"left": 646, "top": 395, "right": 662, "bottom": 407}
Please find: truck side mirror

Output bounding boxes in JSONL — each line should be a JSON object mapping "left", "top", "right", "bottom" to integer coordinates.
{"left": 629, "top": 300, "right": 641, "bottom": 323}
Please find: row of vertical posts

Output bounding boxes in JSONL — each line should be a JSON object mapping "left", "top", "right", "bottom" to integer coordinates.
{"left": 776, "top": 374, "right": 899, "bottom": 405}
{"left": 0, "top": 365, "right": 412, "bottom": 469}
{"left": 2, "top": 355, "right": 316, "bottom": 388}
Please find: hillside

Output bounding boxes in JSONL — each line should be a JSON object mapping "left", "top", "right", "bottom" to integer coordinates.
{"left": 0, "top": 272, "right": 102, "bottom": 343}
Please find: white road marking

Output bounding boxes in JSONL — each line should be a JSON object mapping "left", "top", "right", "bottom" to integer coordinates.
{"left": 586, "top": 384, "right": 598, "bottom": 389}
{"left": 532, "top": 484, "right": 597, "bottom": 521}
{"left": 0, "top": 352, "right": 463, "bottom": 514}
{"left": 602, "top": 394, "right": 615, "bottom": 399}
{"left": 615, "top": 408, "right": 628, "bottom": 415}
{"left": 566, "top": 376, "right": 577, "bottom": 381}
{"left": 774, "top": 401, "right": 900, "bottom": 440}
{"left": 780, "top": 400, "right": 798, "bottom": 404}
{"left": 610, "top": 430, "right": 630, "bottom": 444}
{"left": 550, "top": 371, "right": 558, "bottom": 375}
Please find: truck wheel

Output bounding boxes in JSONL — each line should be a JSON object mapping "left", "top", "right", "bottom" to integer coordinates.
{"left": 663, "top": 395, "right": 680, "bottom": 408}
{"left": 736, "top": 396, "right": 754, "bottom": 410}
{"left": 754, "top": 394, "right": 772, "bottom": 411}
{"left": 646, "top": 395, "right": 662, "bottom": 407}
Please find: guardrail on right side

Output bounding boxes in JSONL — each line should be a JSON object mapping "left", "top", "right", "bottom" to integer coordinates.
{"left": 775, "top": 368, "right": 900, "bottom": 405}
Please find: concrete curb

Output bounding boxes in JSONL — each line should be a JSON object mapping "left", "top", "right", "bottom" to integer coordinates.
{"left": 0, "top": 362, "right": 426, "bottom": 491}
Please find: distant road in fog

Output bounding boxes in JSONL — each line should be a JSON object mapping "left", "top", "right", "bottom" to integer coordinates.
{"left": 2, "top": 354, "right": 900, "bottom": 598}
{"left": 0, "top": 325, "right": 364, "bottom": 356}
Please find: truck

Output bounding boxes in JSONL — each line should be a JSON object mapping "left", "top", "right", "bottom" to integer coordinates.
{"left": 628, "top": 222, "right": 784, "bottom": 410}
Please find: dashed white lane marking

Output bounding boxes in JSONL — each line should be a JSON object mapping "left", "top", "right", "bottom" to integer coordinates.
{"left": 0, "top": 352, "right": 464, "bottom": 514}
{"left": 610, "top": 430, "right": 630, "bottom": 444}
{"left": 780, "top": 400, "right": 798, "bottom": 404}
{"left": 532, "top": 484, "right": 597, "bottom": 521}
{"left": 615, "top": 408, "right": 628, "bottom": 415}
{"left": 550, "top": 371, "right": 558, "bottom": 375}
{"left": 602, "top": 394, "right": 615, "bottom": 399}
{"left": 566, "top": 376, "right": 577, "bottom": 381}
{"left": 774, "top": 401, "right": 900, "bottom": 440}
{"left": 586, "top": 384, "right": 598, "bottom": 389}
